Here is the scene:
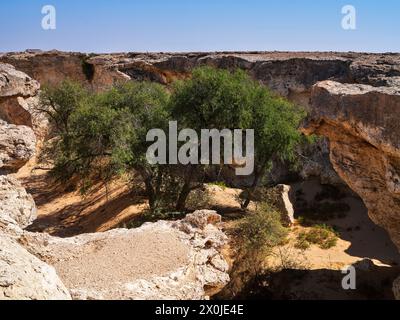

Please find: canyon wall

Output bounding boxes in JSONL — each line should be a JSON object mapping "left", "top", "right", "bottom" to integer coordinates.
{"left": 2, "top": 51, "right": 399, "bottom": 185}
{"left": 303, "top": 80, "right": 400, "bottom": 249}
{"left": 2, "top": 51, "right": 400, "bottom": 299}
{"left": 0, "top": 63, "right": 70, "bottom": 299}
{"left": 3, "top": 51, "right": 399, "bottom": 103}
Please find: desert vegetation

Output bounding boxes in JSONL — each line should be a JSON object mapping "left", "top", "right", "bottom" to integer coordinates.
{"left": 39, "top": 67, "right": 305, "bottom": 216}
{"left": 295, "top": 224, "right": 339, "bottom": 250}
{"left": 216, "top": 203, "right": 289, "bottom": 298}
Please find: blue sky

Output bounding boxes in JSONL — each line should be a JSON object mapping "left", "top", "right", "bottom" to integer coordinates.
{"left": 0, "top": 0, "right": 399, "bottom": 53}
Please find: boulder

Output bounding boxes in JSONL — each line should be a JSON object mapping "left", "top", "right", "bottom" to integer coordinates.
{"left": 19, "top": 210, "right": 229, "bottom": 300}
{"left": 274, "top": 184, "right": 295, "bottom": 227}
{"left": 0, "top": 234, "right": 71, "bottom": 300}
{"left": 0, "top": 63, "right": 39, "bottom": 98}
{"left": 0, "top": 120, "right": 36, "bottom": 172}
{"left": 0, "top": 175, "right": 36, "bottom": 230}
{"left": 0, "top": 63, "right": 40, "bottom": 128}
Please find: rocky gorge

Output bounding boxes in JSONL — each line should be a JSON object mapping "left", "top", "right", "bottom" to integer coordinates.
{"left": 0, "top": 62, "right": 230, "bottom": 299}
{"left": 1, "top": 50, "right": 400, "bottom": 299}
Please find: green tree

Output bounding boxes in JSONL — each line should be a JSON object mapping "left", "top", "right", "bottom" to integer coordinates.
{"left": 40, "top": 67, "right": 305, "bottom": 214}
{"left": 40, "top": 80, "right": 204, "bottom": 212}
{"left": 169, "top": 67, "right": 305, "bottom": 208}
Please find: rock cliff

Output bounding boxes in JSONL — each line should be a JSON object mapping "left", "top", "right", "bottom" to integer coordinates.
{"left": 3, "top": 51, "right": 399, "bottom": 104}
{"left": 2, "top": 51, "right": 399, "bottom": 186}
{"left": 303, "top": 80, "right": 400, "bottom": 250}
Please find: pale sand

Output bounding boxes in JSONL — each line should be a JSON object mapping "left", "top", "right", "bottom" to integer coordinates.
{"left": 51, "top": 230, "right": 190, "bottom": 292}
{"left": 269, "top": 180, "right": 400, "bottom": 270}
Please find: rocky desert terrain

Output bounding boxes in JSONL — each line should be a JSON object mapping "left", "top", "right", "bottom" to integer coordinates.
{"left": 1, "top": 50, "right": 400, "bottom": 300}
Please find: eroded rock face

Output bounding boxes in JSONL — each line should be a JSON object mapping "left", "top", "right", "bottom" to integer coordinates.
{"left": 0, "top": 234, "right": 71, "bottom": 300}
{"left": 4, "top": 51, "right": 399, "bottom": 187}
{"left": 1, "top": 52, "right": 88, "bottom": 88}
{"left": 303, "top": 80, "right": 400, "bottom": 249}
{"left": 298, "top": 138, "right": 344, "bottom": 185}
{"left": 0, "top": 63, "right": 40, "bottom": 128}
{"left": 2, "top": 51, "right": 399, "bottom": 104}
{"left": 19, "top": 210, "right": 229, "bottom": 300}
{"left": 0, "top": 121, "right": 36, "bottom": 172}
{"left": 0, "top": 175, "right": 36, "bottom": 231}
{"left": 0, "top": 63, "right": 39, "bottom": 98}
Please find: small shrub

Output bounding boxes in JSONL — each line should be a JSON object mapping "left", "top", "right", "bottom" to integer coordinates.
{"left": 219, "top": 203, "right": 289, "bottom": 298}
{"left": 239, "top": 204, "right": 288, "bottom": 253}
{"left": 318, "top": 202, "right": 351, "bottom": 216}
{"left": 294, "top": 238, "right": 311, "bottom": 250}
{"left": 272, "top": 246, "right": 309, "bottom": 270}
{"left": 296, "top": 201, "right": 350, "bottom": 222}
{"left": 296, "top": 224, "right": 338, "bottom": 250}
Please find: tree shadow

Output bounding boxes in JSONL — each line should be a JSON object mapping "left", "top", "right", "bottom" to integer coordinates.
{"left": 215, "top": 262, "right": 400, "bottom": 300}
{"left": 26, "top": 184, "right": 147, "bottom": 237}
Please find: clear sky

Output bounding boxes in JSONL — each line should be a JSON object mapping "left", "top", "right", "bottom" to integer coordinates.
{"left": 0, "top": 0, "right": 399, "bottom": 53}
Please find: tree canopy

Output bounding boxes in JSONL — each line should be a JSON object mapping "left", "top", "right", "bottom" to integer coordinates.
{"left": 40, "top": 67, "right": 305, "bottom": 213}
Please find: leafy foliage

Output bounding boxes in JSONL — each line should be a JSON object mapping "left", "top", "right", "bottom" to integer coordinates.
{"left": 40, "top": 67, "right": 306, "bottom": 214}
{"left": 169, "top": 67, "right": 305, "bottom": 208}
{"left": 218, "top": 203, "right": 288, "bottom": 298}
{"left": 239, "top": 204, "right": 288, "bottom": 253}
{"left": 296, "top": 224, "right": 339, "bottom": 250}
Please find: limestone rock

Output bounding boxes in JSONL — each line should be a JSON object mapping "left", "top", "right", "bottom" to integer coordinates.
{"left": 0, "top": 234, "right": 71, "bottom": 300}
{"left": 0, "top": 63, "right": 40, "bottom": 128}
{"left": 303, "top": 80, "right": 400, "bottom": 249}
{"left": 0, "top": 63, "right": 39, "bottom": 98}
{"left": 274, "top": 184, "right": 295, "bottom": 227}
{"left": 15, "top": 96, "right": 49, "bottom": 138}
{"left": 0, "top": 212, "right": 24, "bottom": 240}
{"left": 181, "top": 209, "right": 222, "bottom": 229}
{"left": 0, "top": 121, "right": 36, "bottom": 172}
{"left": 19, "top": 210, "right": 229, "bottom": 300}
{"left": 0, "top": 175, "right": 37, "bottom": 229}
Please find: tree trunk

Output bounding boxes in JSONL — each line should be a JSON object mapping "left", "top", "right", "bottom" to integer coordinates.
{"left": 138, "top": 168, "right": 157, "bottom": 211}
{"left": 176, "top": 185, "right": 191, "bottom": 212}
{"left": 175, "top": 165, "right": 197, "bottom": 212}
{"left": 241, "top": 166, "right": 265, "bottom": 209}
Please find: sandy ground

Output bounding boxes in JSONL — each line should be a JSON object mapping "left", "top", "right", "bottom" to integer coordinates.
{"left": 274, "top": 180, "right": 400, "bottom": 270}
{"left": 17, "top": 157, "right": 148, "bottom": 236}
{"left": 51, "top": 230, "right": 190, "bottom": 294}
